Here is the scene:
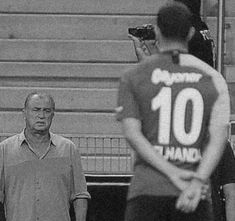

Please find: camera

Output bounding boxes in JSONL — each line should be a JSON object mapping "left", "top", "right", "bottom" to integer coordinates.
{"left": 128, "top": 24, "right": 156, "bottom": 40}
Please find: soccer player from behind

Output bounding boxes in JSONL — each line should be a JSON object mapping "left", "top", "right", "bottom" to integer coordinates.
{"left": 116, "top": 2, "right": 230, "bottom": 221}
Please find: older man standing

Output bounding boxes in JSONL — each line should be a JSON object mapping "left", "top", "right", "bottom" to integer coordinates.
{"left": 0, "top": 92, "right": 90, "bottom": 221}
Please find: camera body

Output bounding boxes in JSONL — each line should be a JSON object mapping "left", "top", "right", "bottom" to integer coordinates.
{"left": 128, "top": 24, "right": 156, "bottom": 40}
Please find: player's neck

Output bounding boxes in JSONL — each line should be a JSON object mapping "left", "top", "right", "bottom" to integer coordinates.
{"left": 158, "top": 40, "right": 188, "bottom": 54}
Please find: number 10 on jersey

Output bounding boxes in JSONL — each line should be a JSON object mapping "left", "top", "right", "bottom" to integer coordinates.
{"left": 151, "top": 87, "right": 204, "bottom": 146}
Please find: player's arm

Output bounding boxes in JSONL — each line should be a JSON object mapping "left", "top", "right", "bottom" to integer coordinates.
{"left": 176, "top": 61, "right": 230, "bottom": 212}
{"left": 180, "top": 54, "right": 230, "bottom": 181}
{"left": 177, "top": 107, "right": 229, "bottom": 212}
{"left": 195, "top": 79, "right": 230, "bottom": 182}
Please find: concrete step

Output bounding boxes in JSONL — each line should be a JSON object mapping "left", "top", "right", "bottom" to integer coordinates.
{"left": 0, "top": 0, "right": 234, "bottom": 16}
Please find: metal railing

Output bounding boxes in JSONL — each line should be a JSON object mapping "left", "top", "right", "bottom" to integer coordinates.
{"left": 68, "top": 135, "right": 134, "bottom": 175}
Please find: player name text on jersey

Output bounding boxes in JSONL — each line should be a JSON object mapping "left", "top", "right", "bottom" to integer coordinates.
{"left": 153, "top": 145, "right": 202, "bottom": 163}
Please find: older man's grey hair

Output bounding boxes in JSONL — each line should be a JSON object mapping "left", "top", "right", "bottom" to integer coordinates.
{"left": 24, "top": 92, "right": 55, "bottom": 110}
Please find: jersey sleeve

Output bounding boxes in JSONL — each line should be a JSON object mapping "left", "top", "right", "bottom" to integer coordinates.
{"left": 116, "top": 70, "right": 141, "bottom": 121}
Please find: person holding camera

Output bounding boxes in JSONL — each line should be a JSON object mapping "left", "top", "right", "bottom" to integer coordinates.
{"left": 130, "top": 0, "right": 214, "bottom": 66}
{"left": 117, "top": 2, "right": 230, "bottom": 221}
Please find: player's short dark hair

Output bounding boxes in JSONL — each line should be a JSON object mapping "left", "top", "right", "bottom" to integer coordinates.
{"left": 174, "top": 0, "right": 201, "bottom": 16}
{"left": 24, "top": 92, "right": 55, "bottom": 110}
{"left": 157, "top": 2, "right": 193, "bottom": 41}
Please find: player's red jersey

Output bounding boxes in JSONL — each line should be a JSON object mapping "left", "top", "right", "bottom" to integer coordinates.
{"left": 117, "top": 52, "right": 230, "bottom": 199}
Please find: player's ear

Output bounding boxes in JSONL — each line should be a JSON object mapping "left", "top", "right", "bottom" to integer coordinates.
{"left": 187, "top": 26, "right": 195, "bottom": 42}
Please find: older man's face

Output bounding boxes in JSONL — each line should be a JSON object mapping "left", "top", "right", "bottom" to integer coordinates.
{"left": 23, "top": 95, "right": 54, "bottom": 133}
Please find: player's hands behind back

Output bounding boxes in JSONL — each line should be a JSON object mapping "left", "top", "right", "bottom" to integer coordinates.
{"left": 176, "top": 177, "right": 208, "bottom": 213}
{"left": 169, "top": 167, "right": 208, "bottom": 213}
